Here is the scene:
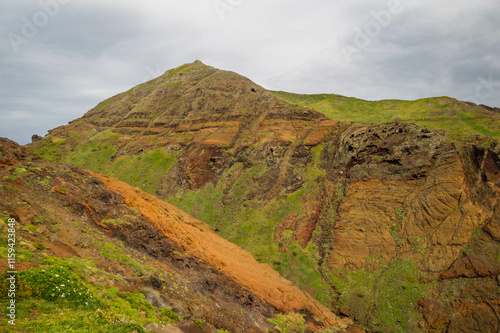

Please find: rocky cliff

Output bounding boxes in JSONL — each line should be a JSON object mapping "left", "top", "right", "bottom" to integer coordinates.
{"left": 27, "top": 61, "right": 500, "bottom": 332}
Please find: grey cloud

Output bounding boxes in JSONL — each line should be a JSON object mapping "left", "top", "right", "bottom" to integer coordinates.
{"left": 1, "top": 0, "right": 499, "bottom": 145}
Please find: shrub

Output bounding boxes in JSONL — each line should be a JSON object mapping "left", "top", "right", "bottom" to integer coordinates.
{"left": 0, "top": 266, "right": 96, "bottom": 307}
{"left": 159, "top": 308, "right": 179, "bottom": 321}
{"left": 33, "top": 216, "right": 52, "bottom": 225}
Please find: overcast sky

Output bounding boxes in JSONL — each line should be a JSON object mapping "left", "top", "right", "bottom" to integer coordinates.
{"left": 1, "top": 0, "right": 499, "bottom": 145}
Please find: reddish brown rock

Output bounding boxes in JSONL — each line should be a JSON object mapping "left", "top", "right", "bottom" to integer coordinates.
{"left": 417, "top": 299, "right": 449, "bottom": 331}
{"left": 447, "top": 300, "right": 499, "bottom": 333}
{"left": 440, "top": 255, "right": 493, "bottom": 279}
{"left": 345, "top": 325, "right": 365, "bottom": 333}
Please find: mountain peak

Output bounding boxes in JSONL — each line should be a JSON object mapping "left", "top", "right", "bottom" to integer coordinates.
{"left": 76, "top": 62, "right": 325, "bottom": 135}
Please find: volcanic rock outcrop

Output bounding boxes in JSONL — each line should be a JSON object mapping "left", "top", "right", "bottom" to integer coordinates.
{"left": 27, "top": 61, "right": 500, "bottom": 332}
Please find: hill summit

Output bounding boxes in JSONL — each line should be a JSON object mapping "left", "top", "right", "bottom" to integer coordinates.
{"left": 81, "top": 60, "right": 326, "bottom": 135}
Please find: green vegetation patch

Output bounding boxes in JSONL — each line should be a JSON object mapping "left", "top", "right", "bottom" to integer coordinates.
{"left": 67, "top": 135, "right": 118, "bottom": 172}
{"left": 0, "top": 255, "right": 179, "bottom": 332}
{"left": 33, "top": 129, "right": 119, "bottom": 171}
{"left": 327, "top": 258, "right": 433, "bottom": 333}
{"left": 101, "top": 218, "right": 125, "bottom": 226}
{"left": 0, "top": 265, "right": 95, "bottom": 305}
{"left": 106, "top": 148, "right": 177, "bottom": 195}
{"left": 33, "top": 137, "right": 69, "bottom": 163}
{"left": 34, "top": 129, "right": 177, "bottom": 196}
{"left": 0, "top": 298, "right": 147, "bottom": 333}
{"left": 268, "top": 313, "right": 306, "bottom": 333}
{"left": 166, "top": 63, "right": 208, "bottom": 78}
{"left": 99, "top": 242, "right": 144, "bottom": 274}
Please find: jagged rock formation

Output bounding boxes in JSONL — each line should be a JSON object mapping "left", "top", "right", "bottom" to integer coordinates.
{"left": 27, "top": 61, "right": 500, "bottom": 332}
{"left": 323, "top": 122, "right": 485, "bottom": 274}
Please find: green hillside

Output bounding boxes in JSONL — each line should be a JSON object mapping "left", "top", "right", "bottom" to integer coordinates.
{"left": 271, "top": 91, "right": 500, "bottom": 143}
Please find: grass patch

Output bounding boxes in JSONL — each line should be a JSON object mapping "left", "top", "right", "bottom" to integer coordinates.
{"left": 327, "top": 258, "right": 433, "bottom": 332}
{"left": 268, "top": 313, "right": 306, "bottom": 333}
{"left": 67, "top": 138, "right": 117, "bottom": 172}
{"left": 101, "top": 218, "right": 125, "bottom": 226}
{"left": 24, "top": 225, "right": 37, "bottom": 233}
{"left": 99, "top": 243, "right": 144, "bottom": 274}
{"left": 0, "top": 298, "right": 148, "bottom": 332}
{"left": 35, "top": 129, "right": 177, "bottom": 197}
{"left": 0, "top": 265, "right": 95, "bottom": 305}
{"left": 106, "top": 148, "right": 177, "bottom": 195}
{"left": 32, "top": 137, "right": 69, "bottom": 163}
{"left": 166, "top": 62, "right": 210, "bottom": 78}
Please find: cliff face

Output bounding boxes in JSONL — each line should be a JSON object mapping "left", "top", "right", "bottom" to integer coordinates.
{"left": 27, "top": 61, "right": 500, "bottom": 332}
{"left": 323, "top": 123, "right": 485, "bottom": 274}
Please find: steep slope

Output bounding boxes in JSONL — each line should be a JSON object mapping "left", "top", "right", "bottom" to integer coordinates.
{"left": 0, "top": 138, "right": 347, "bottom": 332}
{"left": 28, "top": 61, "right": 500, "bottom": 332}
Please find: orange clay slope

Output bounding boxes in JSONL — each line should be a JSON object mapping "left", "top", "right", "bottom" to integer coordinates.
{"left": 89, "top": 171, "right": 345, "bottom": 327}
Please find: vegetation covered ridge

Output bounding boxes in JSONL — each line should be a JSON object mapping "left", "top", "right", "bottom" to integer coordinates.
{"left": 271, "top": 90, "right": 500, "bottom": 143}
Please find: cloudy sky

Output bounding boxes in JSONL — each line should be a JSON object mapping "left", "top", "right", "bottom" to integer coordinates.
{"left": 1, "top": 0, "right": 499, "bottom": 145}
